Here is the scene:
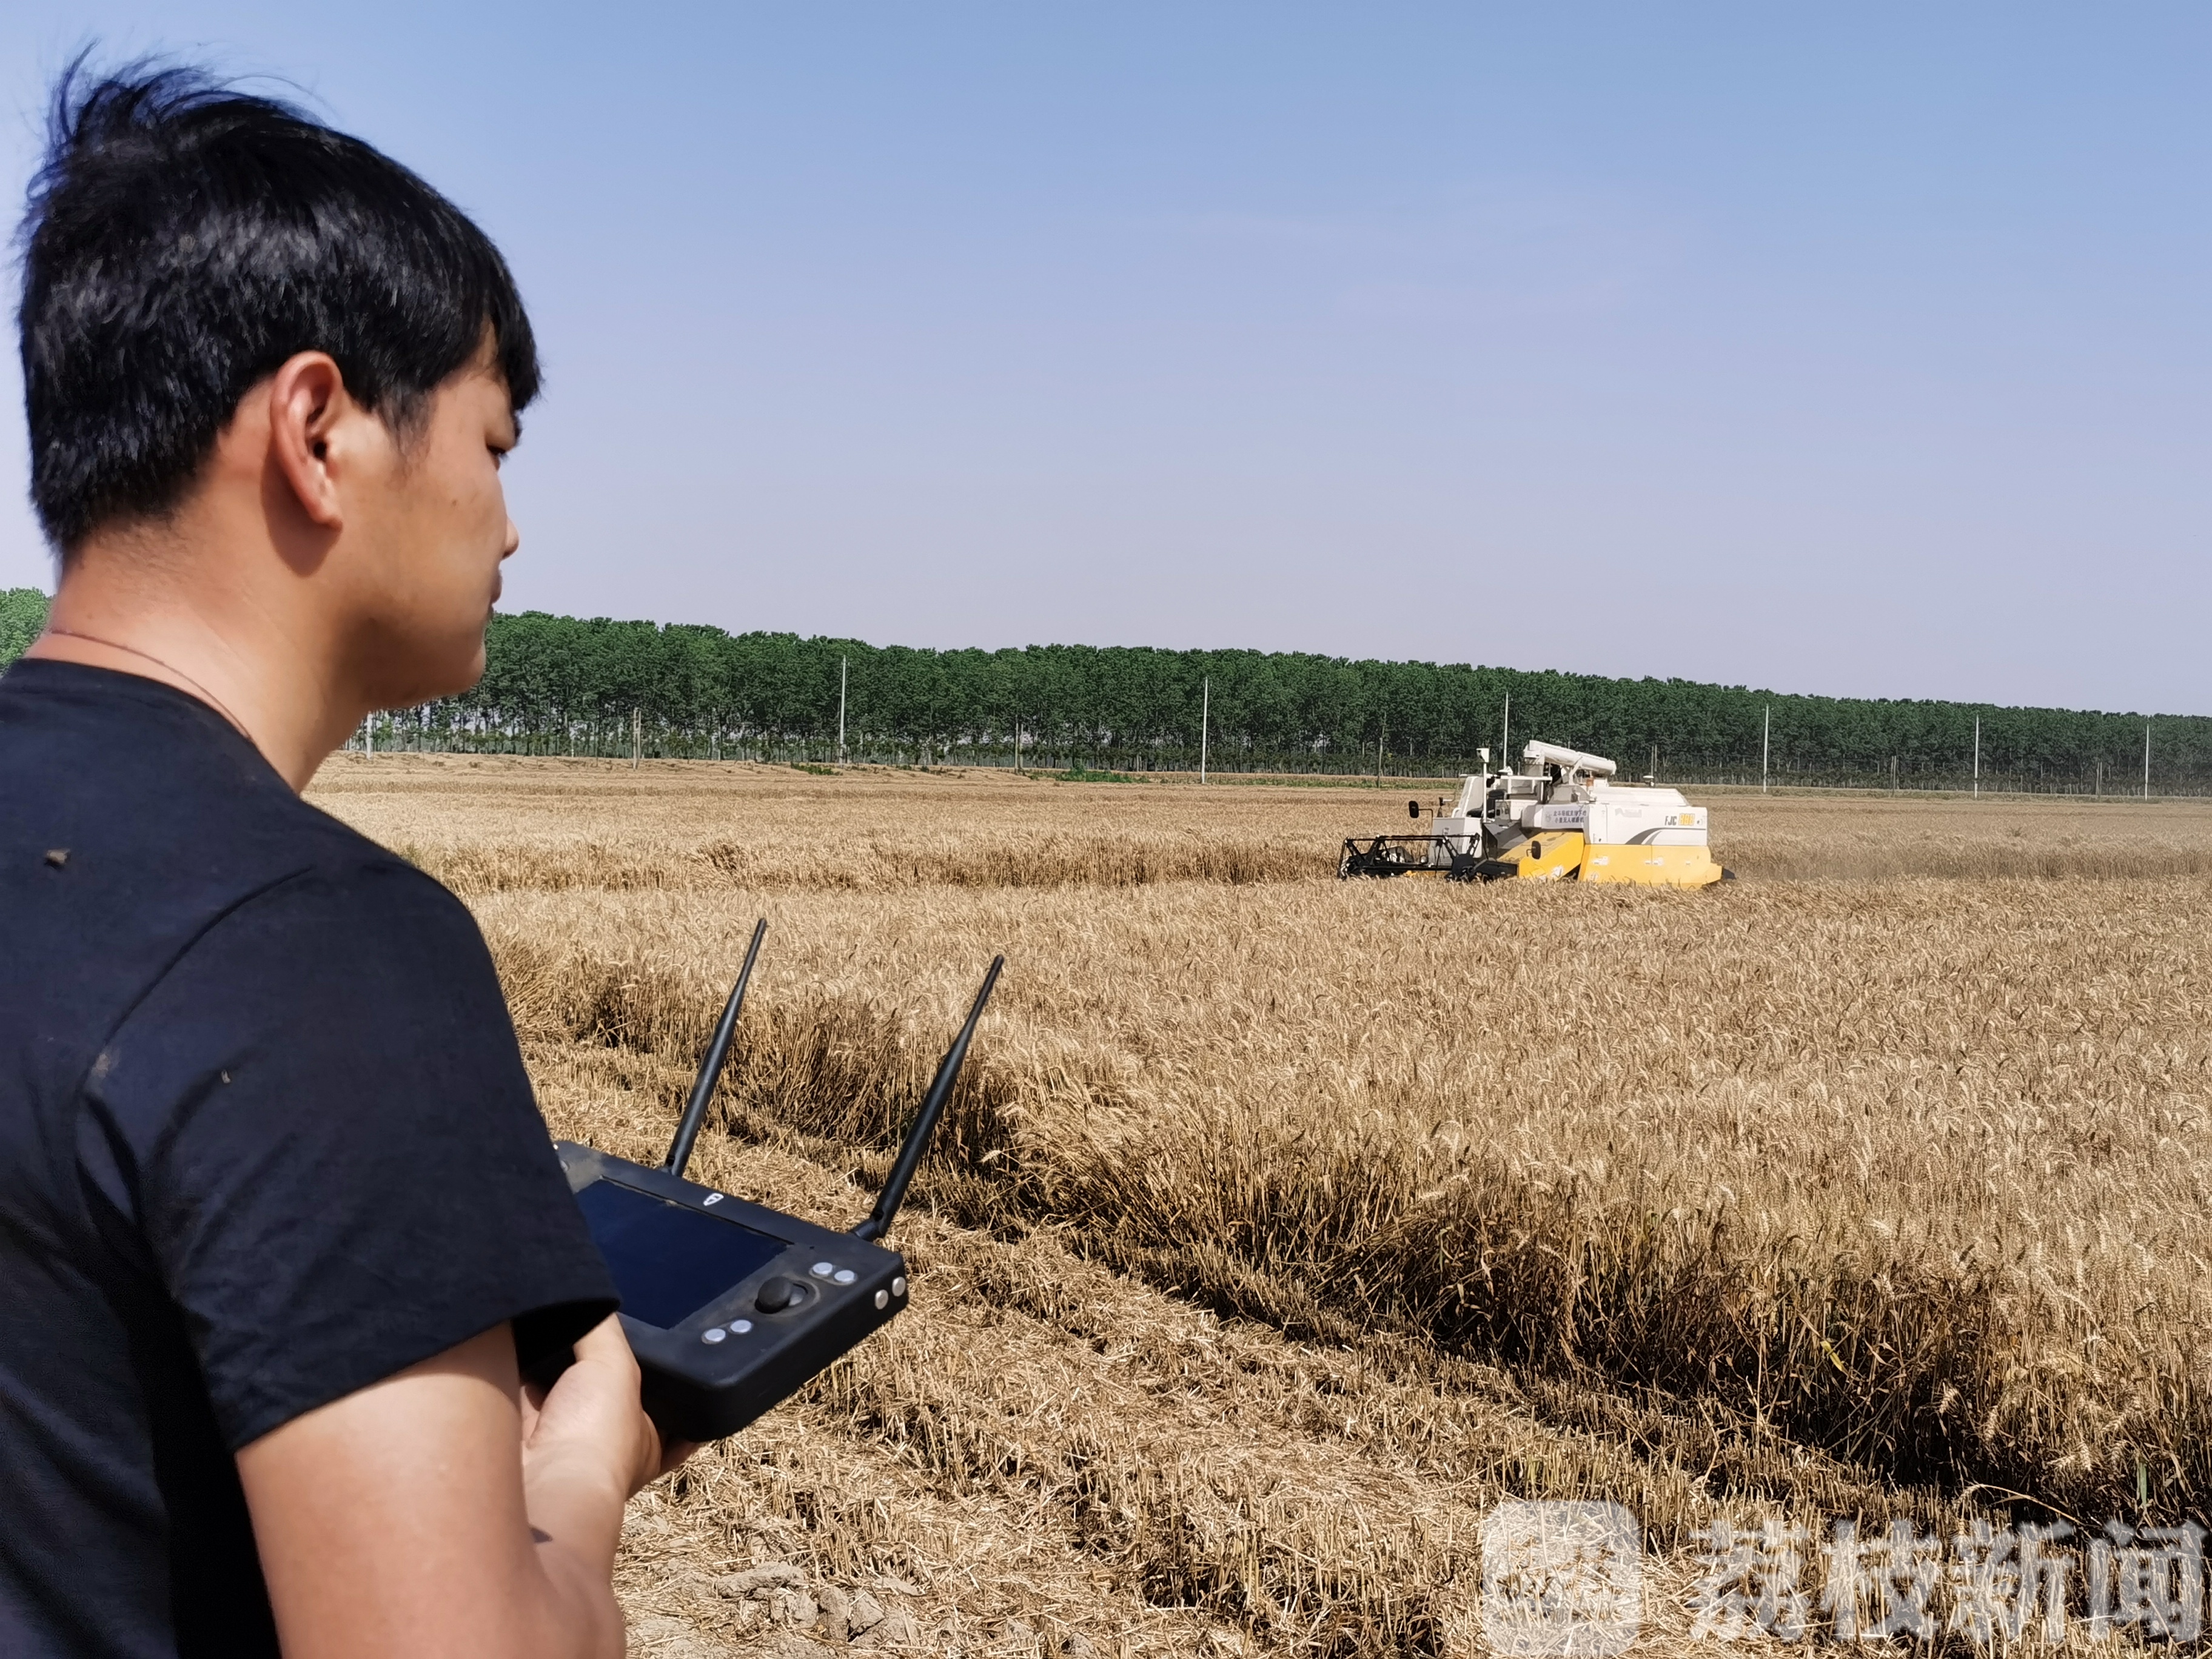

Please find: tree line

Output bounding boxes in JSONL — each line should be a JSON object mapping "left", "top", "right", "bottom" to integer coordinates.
{"left": 4, "top": 588, "right": 2207, "bottom": 791}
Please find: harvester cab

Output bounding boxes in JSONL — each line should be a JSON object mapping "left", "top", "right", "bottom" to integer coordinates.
{"left": 1338, "top": 741, "right": 1730, "bottom": 888}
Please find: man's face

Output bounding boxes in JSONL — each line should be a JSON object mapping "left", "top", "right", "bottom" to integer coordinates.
{"left": 345, "top": 357, "right": 520, "bottom": 708}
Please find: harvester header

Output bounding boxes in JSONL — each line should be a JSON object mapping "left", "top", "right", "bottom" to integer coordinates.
{"left": 1339, "top": 742, "right": 1730, "bottom": 888}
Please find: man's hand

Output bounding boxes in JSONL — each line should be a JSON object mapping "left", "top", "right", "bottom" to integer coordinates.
{"left": 521, "top": 1316, "right": 695, "bottom": 1489}
{"left": 238, "top": 1317, "right": 672, "bottom": 1659}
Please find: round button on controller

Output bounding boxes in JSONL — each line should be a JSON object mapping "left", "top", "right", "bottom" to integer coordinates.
{"left": 873, "top": 1289, "right": 889, "bottom": 1310}
{"left": 833, "top": 1269, "right": 856, "bottom": 1285}
{"left": 809, "top": 1262, "right": 835, "bottom": 1279}
{"left": 755, "top": 1276, "right": 808, "bottom": 1313}
{"left": 891, "top": 1276, "right": 907, "bottom": 1298}
{"left": 700, "top": 1327, "right": 727, "bottom": 1344}
{"left": 729, "top": 1319, "right": 753, "bottom": 1335}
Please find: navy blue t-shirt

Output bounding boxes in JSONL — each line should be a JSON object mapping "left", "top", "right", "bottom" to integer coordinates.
{"left": 0, "top": 659, "right": 617, "bottom": 1658}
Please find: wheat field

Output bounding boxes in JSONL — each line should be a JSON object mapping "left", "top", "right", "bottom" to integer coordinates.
{"left": 309, "top": 754, "right": 2212, "bottom": 1658}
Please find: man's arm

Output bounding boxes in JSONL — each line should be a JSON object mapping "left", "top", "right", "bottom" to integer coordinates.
{"left": 237, "top": 1316, "right": 666, "bottom": 1659}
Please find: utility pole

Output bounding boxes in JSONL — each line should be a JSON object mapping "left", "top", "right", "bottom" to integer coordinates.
{"left": 1761, "top": 705, "right": 1770, "bottom": 794}
{"left": 2094, "top": 757, "right": 2102, "bottom": 799}
{"left": 1013, "top": 717, "right": 1021, "bottom": 776}
{"left": 1972, "top": 716, "right": 1980, "bottom": 799}
{"left": 1889, "top": 754, "right": 1897, "bottom": 795}
{"left": 837, "top": 656, "right": 847, "bottom": 765}
{"left": 1199, "top": 676, "right": 1209, "bottom": 785}
{"left": 363, "top": 716, "right": 373, "bottom": 758}
{"left": 1501, "top": 693, "right": 1510, "bottom": 770}
{"left": 1649, "top": 742, "right": 1658, "bottom": 782}
{"left": 2144, "top": 721, "right": 2151, "bottom": 799}
{"left": 631, "top": 707, "right": 640, "bottom": 769}
{"left": 1376, "top": 719, "right": 1385, "bottom": 788}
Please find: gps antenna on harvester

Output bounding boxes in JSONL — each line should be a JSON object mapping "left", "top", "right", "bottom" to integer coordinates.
{"left": 852, "top": 955, "right": 1003, "bottom": 1243}
{"left": 665, "top": 917, "right": 767, "bottom": 1179}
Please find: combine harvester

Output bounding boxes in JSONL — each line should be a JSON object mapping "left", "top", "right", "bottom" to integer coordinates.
{"left": 1339, "top": 741, "right": 1730, "bottom": 887}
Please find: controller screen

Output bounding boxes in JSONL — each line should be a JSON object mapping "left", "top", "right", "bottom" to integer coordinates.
{"left": 575, "top": 1179, "right": 791, "bottom": 1329}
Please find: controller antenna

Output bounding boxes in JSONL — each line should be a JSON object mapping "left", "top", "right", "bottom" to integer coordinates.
{"left": 853, "top": 956, "right": 1003, "bottom": 1242}
{"left": 665, "top": 918, "right": 768, "bottom": 1179}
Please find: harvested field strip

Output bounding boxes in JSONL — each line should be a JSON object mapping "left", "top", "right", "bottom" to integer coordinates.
{"left": 483, "top": 868, "right": 2212, "bottom": 1523}
{"left": 406, "top": 828, "right": 2212, "bottom": 894}
{"left": 398, "top": 830, "right": 1321, "bottom": 895}
{"left": 410, "top": 829, "right": 2212, "bottom": 892}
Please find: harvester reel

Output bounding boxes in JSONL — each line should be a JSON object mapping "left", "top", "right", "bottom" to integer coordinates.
{"left": 1338, "top": 836, "right": 1425, "bottom": 879}
{"left": 1339, "top": 835, "right": 1503, "bottom": 882}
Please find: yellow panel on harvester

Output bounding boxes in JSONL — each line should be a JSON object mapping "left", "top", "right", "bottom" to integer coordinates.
{"left": 1514, "top": 833, "right": 1587, "bottom": 880}
{"left": 1580, "top": 844, "right": 1726, "bottom": 887}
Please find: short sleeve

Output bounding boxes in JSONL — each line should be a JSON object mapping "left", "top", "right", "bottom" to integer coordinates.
{"left": 79, "top": 860, "right": 616, "bottom": 1450}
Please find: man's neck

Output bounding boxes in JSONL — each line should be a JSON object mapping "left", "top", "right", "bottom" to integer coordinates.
{"left": 27, "top": 551, "right": 360, "bottom": 792}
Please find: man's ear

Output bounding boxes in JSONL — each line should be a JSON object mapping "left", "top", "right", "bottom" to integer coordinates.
{"left": 266, "top": 352, "right": 353, "bottom": 531}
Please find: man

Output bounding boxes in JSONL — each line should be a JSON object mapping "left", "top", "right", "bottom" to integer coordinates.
{"left": 0, "top": 64, "right": 680, "bottom": 1657}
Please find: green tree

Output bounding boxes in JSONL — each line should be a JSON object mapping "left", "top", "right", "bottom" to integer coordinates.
{"left": 0, "top": 588, "right": 49, "bottom": 667}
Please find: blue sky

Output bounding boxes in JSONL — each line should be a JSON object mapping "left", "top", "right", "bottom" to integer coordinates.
{"left": 0, "top": 5, "right": 2204, "bottom": 712}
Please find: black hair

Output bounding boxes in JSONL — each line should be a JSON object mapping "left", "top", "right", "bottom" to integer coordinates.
{"left": 16, "top": 57, "right": 540, "bottom": 554}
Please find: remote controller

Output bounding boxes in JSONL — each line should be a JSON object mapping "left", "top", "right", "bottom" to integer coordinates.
{"left": 550, "top": 920, "right": 1002, "bottom": 1443}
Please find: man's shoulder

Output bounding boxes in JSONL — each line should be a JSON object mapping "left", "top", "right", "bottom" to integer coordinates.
{"left": 0, "top": 660, "right": 477, "bottom": 1083}
{"left": 0, "top": 656, "right": 453, "bottom": 922}
{"left": 229, "top": 803, "right": 465, "bottom": 931}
